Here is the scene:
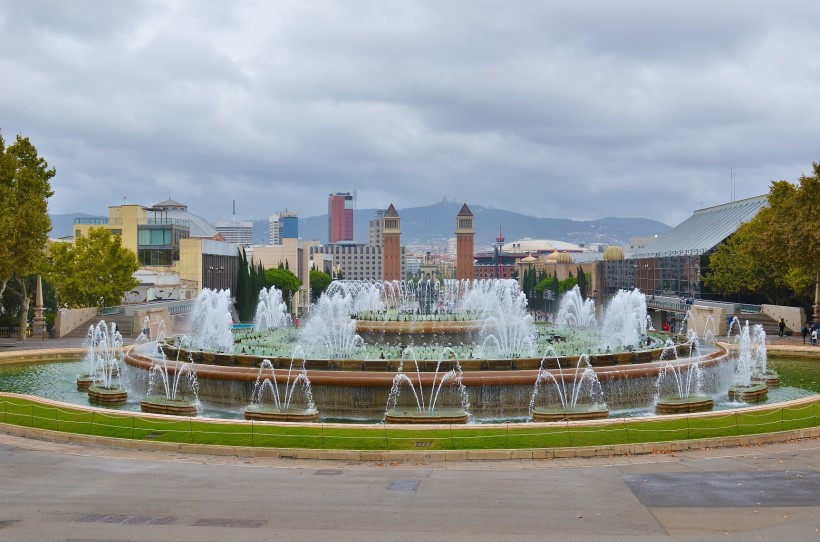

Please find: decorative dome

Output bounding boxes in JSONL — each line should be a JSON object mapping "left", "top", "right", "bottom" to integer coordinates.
{"left": 520, "top": 254, "right": 537, "bottom": 263}
{"left": 546, "top": 250, "right": 561, "bottom": 262}
{"left": 603, "top": 245, "right": 625, "bottom": 261}
{"left": 555, "top": 252, "right": 574, "bottom": 264}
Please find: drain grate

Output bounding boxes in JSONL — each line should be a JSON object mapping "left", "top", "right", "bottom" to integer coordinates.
{"left": 388, "top": 479, "right": 421, "bottom": 492}
{"left": 315, "top": 469, "right": 343, "bottom": 475}
{"left": 75, "top": 514, "right": 178, "bottom": 525}
{"left": 0, "top": 520, "right": 20, "bottom": 529}
{"left": 192, "top": 518, "right": 266, "bottom": 528}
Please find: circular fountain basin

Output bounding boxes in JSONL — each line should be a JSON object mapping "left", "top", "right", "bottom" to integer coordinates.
{"left": 655, "top": 394, "right": 714, "bottom": 414}
{"left": 752, "top": 371, "right": 781, "bottom": 388}
{"left": 728, "top": 382, "right": 768, "bottom": 403}
{"left": 384, "top": 408, "right": 469, "bottom": 424}
{"left": 76, "top": 375, "right": 96, "bottom": 391}
{"left": 243, "top": 404, "right": 320, "bottom": 422}
{"left": 140, "top": 396, "right": 198, "bottom": 416}
{"left": 532, "top": 404, "right": 609, "bottom": 422}
{"left": 87, "top": 384, "right": 128, "bottom": 406}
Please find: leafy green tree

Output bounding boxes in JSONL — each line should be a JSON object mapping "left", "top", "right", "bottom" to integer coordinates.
{"left": 0, "top": 132, "right": 55, "bottom": 338}
{"left": 310, "top": 269, "right": 332, "bottom": 302}
{"left": 577, "top": 266, "right": 588, "bottom": 300}
{"left": 48, "top": 227, "right": 139, "bottom": 308}
{"left": 265, "top": 267, "right": 300, "bottom": 310}
{"left": 705, "top": 164, "right": 819, "bottom": 309}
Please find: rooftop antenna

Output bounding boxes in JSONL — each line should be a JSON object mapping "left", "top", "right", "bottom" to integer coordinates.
{"left": 232, "top": 199, "right": 236, "bottom": 222}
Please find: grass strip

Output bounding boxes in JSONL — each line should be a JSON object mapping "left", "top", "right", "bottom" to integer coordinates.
{"left": 0, "top": 395, "right": 817, "bottom": 451}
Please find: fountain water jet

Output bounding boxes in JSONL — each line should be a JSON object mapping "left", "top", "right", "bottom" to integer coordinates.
{"left": 84, "top": 320, "right": 128, "bottom": 406}
{"left": 529, "top": 354, "right": 608, "bottom": 421}
{"left": 244, "top": 348, "right": 318, "bottom": 421}
{"left": 385, "top": 347, "right": 470, "bottom": 423}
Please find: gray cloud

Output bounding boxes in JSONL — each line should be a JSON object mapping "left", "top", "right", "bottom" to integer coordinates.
{"left": 1, "top": 0, "right": 818, "bottom": 229}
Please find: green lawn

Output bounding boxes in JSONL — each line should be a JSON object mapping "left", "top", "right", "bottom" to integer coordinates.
{"left": 1, "top": 395, "right": 817, "bottom": 451}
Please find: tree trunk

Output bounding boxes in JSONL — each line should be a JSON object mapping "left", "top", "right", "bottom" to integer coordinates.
{"left": 18, "top": 278, "right": 29, "bottom": 342}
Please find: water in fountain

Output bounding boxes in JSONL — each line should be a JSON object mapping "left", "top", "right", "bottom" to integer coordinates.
{"left": 248, "top": 353, "right": 315, "bottom": 412}
{"left": 529, "top": 354, "right": 607, "bottom": 420}
{"left": 601, "top": 288, "right": 648, "bottom": 349}
{"left": 299, "top": 292, "right": 364, "bottom": 359}
{"left": 146, "top": 354, "right": 199, "bottom": 403}
{"left": 188, "top": 288, "right": 234, "bottom": 352}
{"left": 86, "top": 320, "right": 125, "bottom": 389}
{"left": 654, "top": 359, "right": 714, "bottom": 413}
{"left": 462, "top": 280, "right": 536, "bottom": 358}
{"left": 655, "top": 361, "right": 705, "bottom": 400}
{"left": 385, "top": 347, "right": 470, "bottom": 422}
{"left": 555, "top": 285, "right": 597, "bottom": 328}
{"left": 721, "top": 317, "right": 770, "bottom": 403}
{"left": 254, "top": 286, "right": 292, "bottom": 331}
{"left": 731, "top": 318, "right": 768, "bottom": 386}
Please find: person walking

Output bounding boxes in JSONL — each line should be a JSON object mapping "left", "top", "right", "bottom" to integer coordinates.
{"left": 778, "top": 318, "right": 786, "bottom": 337}
{"left": 802, "top": 324, "right": 809, "bottom": 344}
{"left": 812, "top": 328, "right": 818, "bottom": 347}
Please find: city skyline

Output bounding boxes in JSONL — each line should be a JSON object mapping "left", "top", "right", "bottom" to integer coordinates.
{"left": 2, "top": 2, "right": 818, "bottom": 227}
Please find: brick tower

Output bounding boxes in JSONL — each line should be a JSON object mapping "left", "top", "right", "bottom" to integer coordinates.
{"left": 382, "top": 204, "right": 402, "bottom": 281}
{"left": 456, "top": 203, "right": 475, "bottom": 280}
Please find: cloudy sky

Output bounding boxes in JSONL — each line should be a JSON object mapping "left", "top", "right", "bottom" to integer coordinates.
{"left": 2, "top": 1, "right": 818, "bottom": 227}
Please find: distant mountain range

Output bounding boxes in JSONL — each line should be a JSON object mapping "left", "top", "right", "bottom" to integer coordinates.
{"left": 52, "top": 201, "right": 670, "bottom": 249}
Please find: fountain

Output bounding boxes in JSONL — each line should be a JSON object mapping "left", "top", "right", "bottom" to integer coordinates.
{"left": 530, "top": 353, "right": 608, "bottom": 421}
{"left": 123, "top": 279, "right": 726, "bottom": 422}
{"left": 84, "top": 320, "right": 128, "bottom": 406}
{"left": 187, "top": 288, "right": 234, "bottom": 353}
{"left": 601, "top": 288, "right": 649, "bottom": 351}
{"left": 555, "top": 285, "right": 597, "bottom": 328}
{"left": 385, "top": 348, "right": 470, "bottom": 423}
{"left": 727, "top": 318, "right": 770, "bottom": 403}
{"left": 254, "top": 286, "right": 291, "bottom": 331}
{"left": 299, "top": 292, "right": 364, "bottom": 360}
{"left": 244, "top": 350, "right": 318, "bottom": 421}
{"left": 140, "top": 347, "right": 200, "bottom": 416}
{"left": 654, "top": 361, "right": 714, "bottom": 414}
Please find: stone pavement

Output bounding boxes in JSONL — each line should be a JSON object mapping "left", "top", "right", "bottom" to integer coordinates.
{"left": 0, "top": 431, "right": 818, "bottom": 541}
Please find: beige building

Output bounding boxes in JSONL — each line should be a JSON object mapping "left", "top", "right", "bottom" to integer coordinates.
{"left": 251, "top": 238, "right": 317, "bottom": 317}
{"left": 73, "top": 200, "right": 239, "bottom": 294}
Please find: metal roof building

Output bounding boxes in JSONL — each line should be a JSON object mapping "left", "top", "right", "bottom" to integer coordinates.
{"left": 633, "top": 195, "right": 768, "bottom": 258}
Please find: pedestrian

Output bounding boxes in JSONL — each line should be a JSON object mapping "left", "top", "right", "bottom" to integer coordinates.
{"left": 812, "top": 328, "right": 818, "bottom": 347}
{"left": 802, "top": 324, "right": 809, "bottom": 344}
{"left": 778, "top": 318, "right": 786, "bottom": 337}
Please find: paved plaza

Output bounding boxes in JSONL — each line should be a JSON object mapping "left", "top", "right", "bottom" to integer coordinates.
{"left": 0, "top": 431, "right": 818, "bottom": 541}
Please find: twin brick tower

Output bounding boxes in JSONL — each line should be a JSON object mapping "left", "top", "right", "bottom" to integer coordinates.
{"left": 379, "top": 202, "right": 474, "bottom": 281}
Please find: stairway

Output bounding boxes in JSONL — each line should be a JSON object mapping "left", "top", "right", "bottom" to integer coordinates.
{"left": 60, "top": 312, "right": 136, "bottom": 340}
{"left": 736, "top": 312, "right": 782, "bottom": 337}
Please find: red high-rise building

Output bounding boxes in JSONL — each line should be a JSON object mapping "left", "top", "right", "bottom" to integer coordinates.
{"left": 382, "top": 204, "right": 401, "bottom": 281}
{"left": 328, "top": 192, "right": 354, "bottom": 243}
{"left": 456, "top": 203, "right": 475, "bottom": 280}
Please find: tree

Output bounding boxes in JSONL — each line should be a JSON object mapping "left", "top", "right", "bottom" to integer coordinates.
{"left": 310, "top": 269, "right": 332, "bottom": 302}
{"left": 48, "top": 228, "right": 140, "bottom": 308}
{"left": 0, "top": 132, "right": 56, "bottom": 339}
{"left": 705, "top": 164, "right": 819, "bottom": 310}
{"left": 235, "top": 248, "right": 252, "bottom": 322}
{"left": 265, "top": 267, "right": 301, "bottom": 310}
{"left": 577, "top": 266, "right": 588, "bottom": 300}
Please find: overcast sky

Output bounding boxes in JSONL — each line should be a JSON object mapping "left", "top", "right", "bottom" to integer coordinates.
{"left": 1, "top": 1, "right": 818, "bottom": 227}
